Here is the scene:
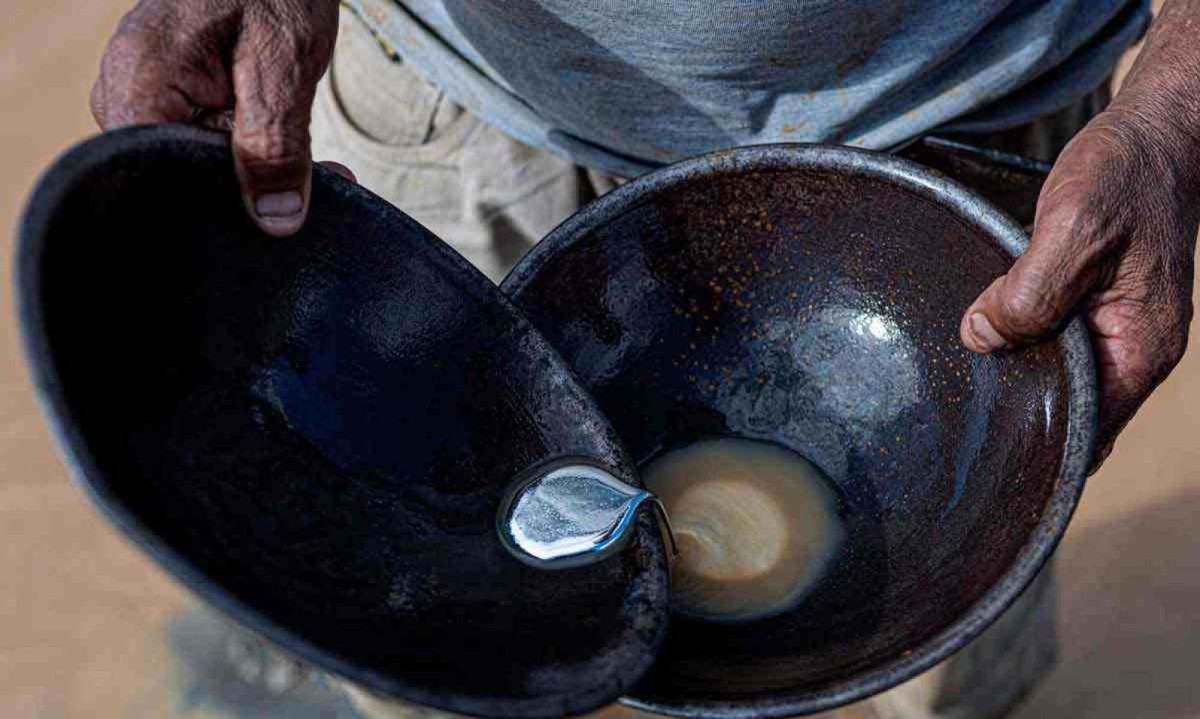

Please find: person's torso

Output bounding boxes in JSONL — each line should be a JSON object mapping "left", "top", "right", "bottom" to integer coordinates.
{"left": 367, "top": 0, "right": 1149, "bottom": 174}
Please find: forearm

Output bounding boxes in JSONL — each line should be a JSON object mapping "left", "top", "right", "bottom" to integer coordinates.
{"left": 1112, "top": 0, "right": 1200, "bottom": 160}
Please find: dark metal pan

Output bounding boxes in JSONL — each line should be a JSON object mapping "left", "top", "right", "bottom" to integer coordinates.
{"left": 15, "top": 125, "right": 670, "bottom": 719}
{"left": 502, "top": 144, "right": 1094, "bottom": 717}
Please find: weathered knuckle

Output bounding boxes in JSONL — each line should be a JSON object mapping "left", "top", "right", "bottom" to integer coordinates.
{"left": 284, "top": 28, "right": 319, "bottom": 58}
{"left": 1051, "top": 202, "right": 1108, "bottom": 244}
{"left": 237, "top": 126, "right": 309, "bottom": 167}
{"left": 1036, "top": 174, "right": 1133, "bottom": 257}
{"left": 278, "top": 32, "right": 330, "bottom": 77}
{"left": 244, "top": 1, "right": 336, "bottom": 71}
{"left": 999, "top": 281, "right": 1060, "bottom": 335}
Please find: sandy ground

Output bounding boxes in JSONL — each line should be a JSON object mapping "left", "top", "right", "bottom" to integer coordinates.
{"left": 2, "top": 2, "right": 1197, "bottom": 718}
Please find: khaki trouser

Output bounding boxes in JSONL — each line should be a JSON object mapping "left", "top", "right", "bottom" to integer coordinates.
{"left": 305, "top": 8, "right": 1071, "bottom": 719}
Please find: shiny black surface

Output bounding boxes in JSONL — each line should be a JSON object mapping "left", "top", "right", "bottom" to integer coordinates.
{"left": 16, "top": 125, "right": 669, "bottom": 719}
{"left": 502, "top": 145, "right": 1095, "bottom": 716}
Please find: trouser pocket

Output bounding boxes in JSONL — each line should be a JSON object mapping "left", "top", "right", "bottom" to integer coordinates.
{"left": 311, "top": 7, "right": 592, "bottom": 282}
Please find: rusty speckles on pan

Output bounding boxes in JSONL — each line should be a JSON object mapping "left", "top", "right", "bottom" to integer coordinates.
{"left": 503, "top": 144, "right": 1096, "bottom": 717}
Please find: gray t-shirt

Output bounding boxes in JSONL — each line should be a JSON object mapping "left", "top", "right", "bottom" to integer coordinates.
{"left": 349, "top": 0, "right": 1150, "bottom": 177}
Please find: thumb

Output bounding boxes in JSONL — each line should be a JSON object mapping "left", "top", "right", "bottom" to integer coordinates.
{"left": 230, "top": 30, "right": 322, "bottom": 237}
{"left": 960, "top": 220, "right": 1103, "bottom": 353}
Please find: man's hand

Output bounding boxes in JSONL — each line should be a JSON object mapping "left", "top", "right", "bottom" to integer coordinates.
{"left": 91, "top": 0, "right": 339, "bottom": 236}
{"left": 961, "top": 107, "right": 1198, "bottom": 464}
{"left": 962, "top": 0, "right": 1200, "bottom": 466}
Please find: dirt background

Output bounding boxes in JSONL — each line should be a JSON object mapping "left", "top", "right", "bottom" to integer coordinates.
{"left": 2, "top": 1, "right": 1196, "bottom": 717}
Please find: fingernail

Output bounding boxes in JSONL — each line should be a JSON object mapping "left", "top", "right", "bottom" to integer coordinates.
{"left": 254, "top": 191, "right": 303, "bottom": 218}
{"left": 968, "top": 313, "right": 1008, "bottom": 351}
{"left": 252, "top": 191, "right": 305, "bottom": 236}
